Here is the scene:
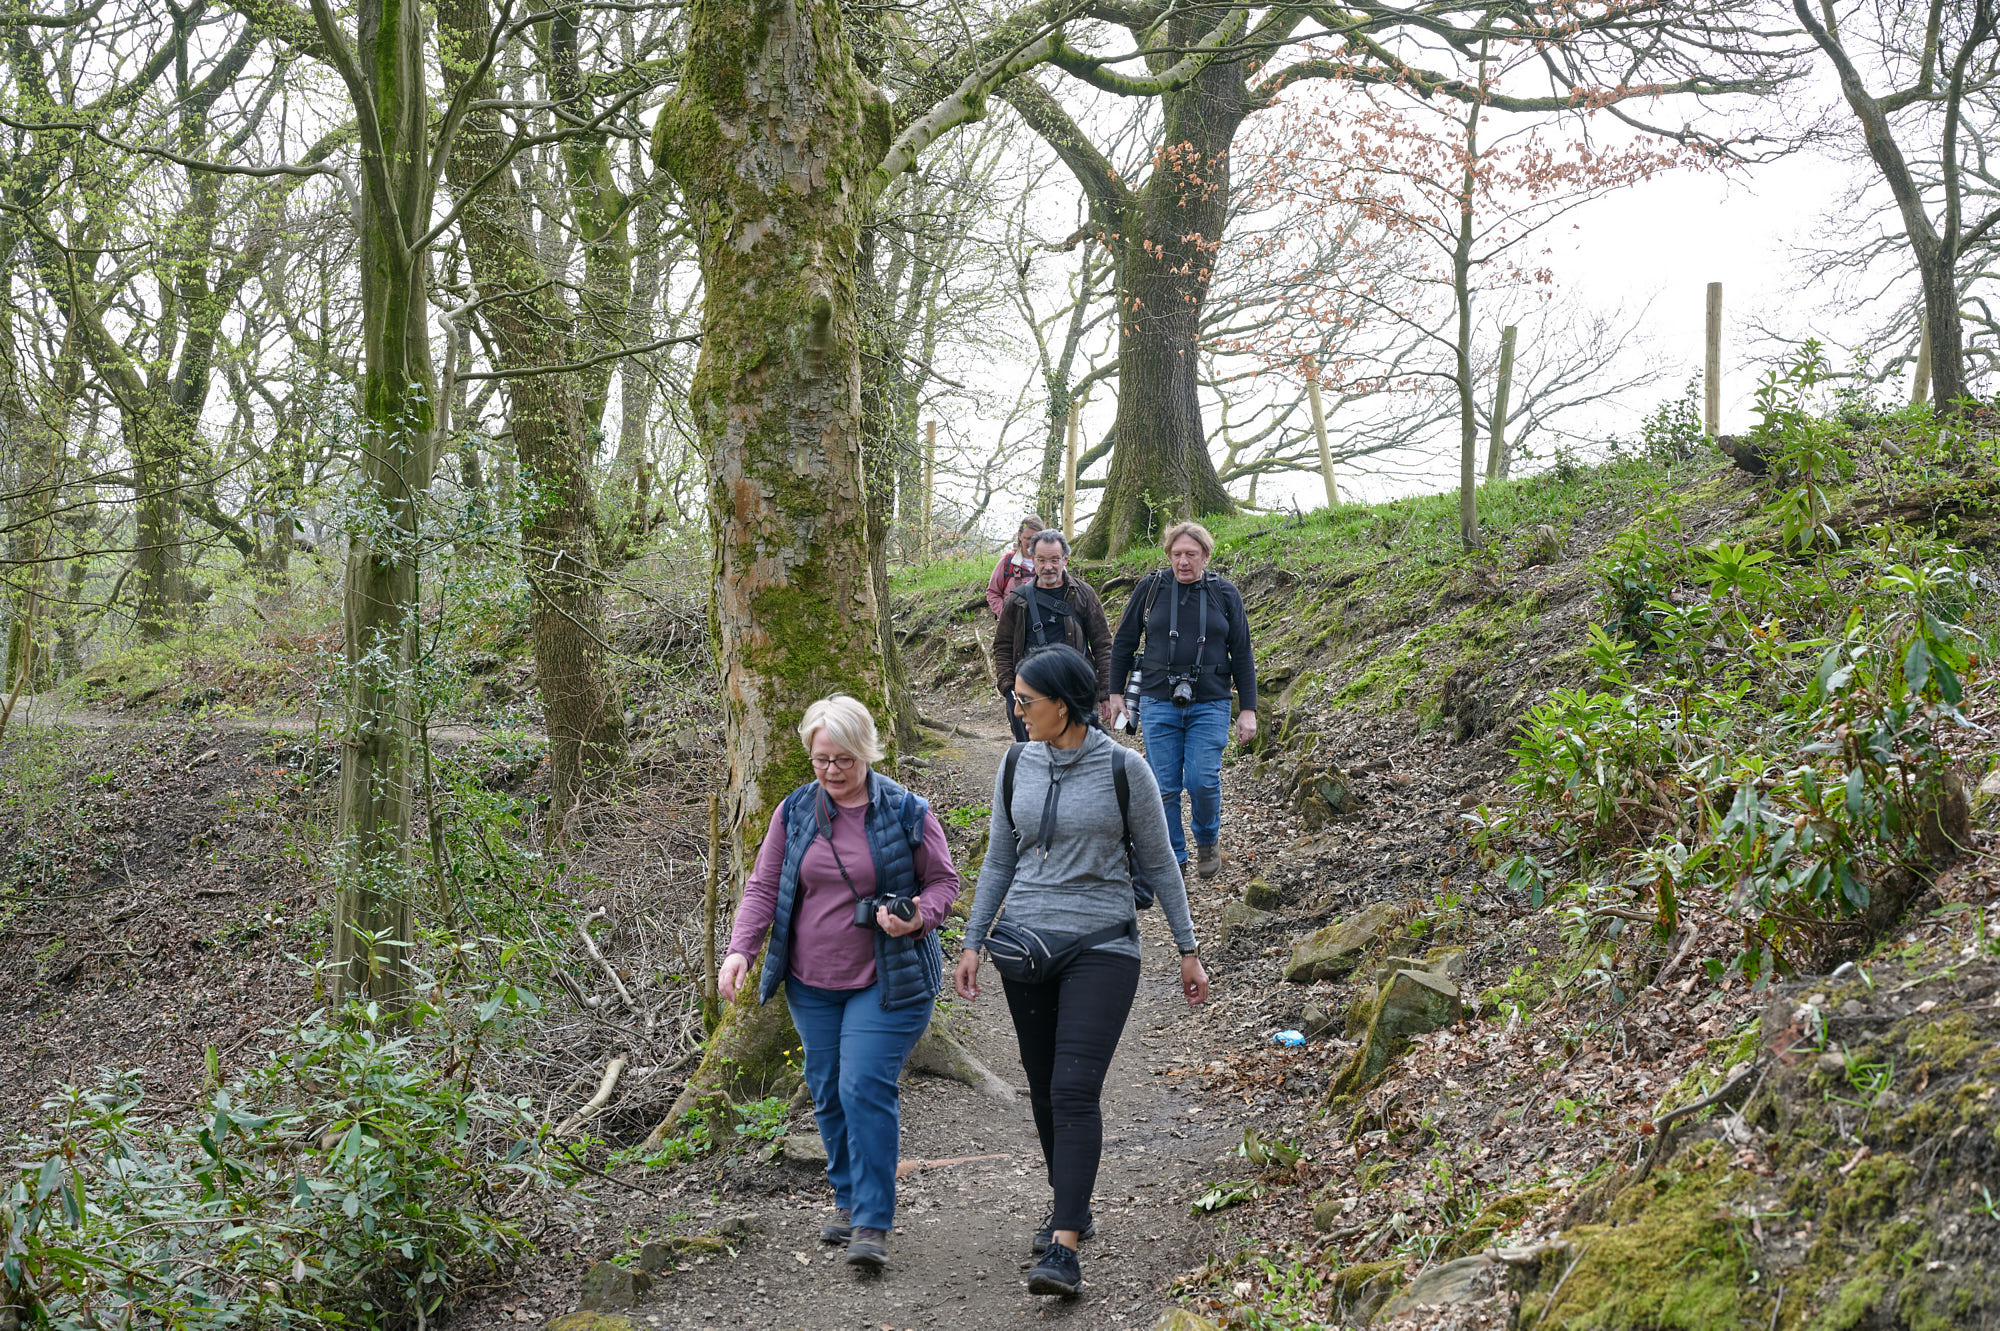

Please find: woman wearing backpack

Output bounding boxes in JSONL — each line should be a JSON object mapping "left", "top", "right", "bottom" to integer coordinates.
{"left": 716, "top": 695, "right": 961, "bottom": 1272}
{"left": 1106, "top": 520, "right": 1256, "bottom": 880}
{"left": 954, "top": 645, "right": 1208, "bottom": 1299}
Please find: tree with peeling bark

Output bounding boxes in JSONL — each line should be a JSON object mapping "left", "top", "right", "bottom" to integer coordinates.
{"left": 994, "top": 0, "right": 1794, "bottom": 555}
{"left": 1793, "top": 0, "right": 2000, "bottom": 413}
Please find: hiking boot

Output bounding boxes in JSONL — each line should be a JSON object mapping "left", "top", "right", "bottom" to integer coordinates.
{"left": 1026, "top": 1239, "right": 1082, "bottom": 1297}
{"left": 820, "top": 1207, "right": 852, "bottom": 1245}
{"left": 845, "top": 1227, "right": 888, "bottom": 1270}
{"left": 1196, "top": 843, "right": 1221, "bottom": 879}
{"left": 1029, "top": 1211, "right": 1096, "bottom": 1255}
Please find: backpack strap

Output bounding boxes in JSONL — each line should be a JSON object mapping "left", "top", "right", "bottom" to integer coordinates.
{"left": 1001, "top": 742, "right": 1026, "bottom": 845}
{"left": 1111, "top": 745, "right": 1133, "bottom": 853}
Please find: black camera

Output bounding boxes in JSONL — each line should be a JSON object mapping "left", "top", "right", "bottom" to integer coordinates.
{"left": 852, "top": 895, "right": 918, "bottom": 929}
{"left": 1169, "top": 675, "right": 1195, "bottom": 707}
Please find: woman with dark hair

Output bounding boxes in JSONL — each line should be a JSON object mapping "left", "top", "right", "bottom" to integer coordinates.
{"left": 954, "top": 645, "right": 1208, "bottom": 1299}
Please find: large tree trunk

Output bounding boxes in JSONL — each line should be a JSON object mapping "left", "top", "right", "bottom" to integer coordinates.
{"left": 328, "top": 0, "right": 438, "bottom": 1014}
{"left": 1075, "top": 63, "right": 1239, "bottom": 558}
{"left": 651, "top": 0, "right": 893, "bottom": 1117}
{"left": 439, "top": 0, "right": 627, "bottom": 833}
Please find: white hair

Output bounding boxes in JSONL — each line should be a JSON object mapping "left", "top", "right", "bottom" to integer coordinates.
{"left": 797, "top": 694, "right": 884, "bottom": 764}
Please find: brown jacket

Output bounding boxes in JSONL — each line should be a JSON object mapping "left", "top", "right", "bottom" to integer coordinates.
{"left": 994, "top": 573, "right": 1115, "bottom": 701}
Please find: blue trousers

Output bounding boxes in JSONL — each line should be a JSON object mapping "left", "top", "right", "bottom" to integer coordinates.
{"left": 785, "top": 977, "right": 931, "bottom": 1231}
{"left": 1138, "top": 697, "right": 1230, "bottom": 862}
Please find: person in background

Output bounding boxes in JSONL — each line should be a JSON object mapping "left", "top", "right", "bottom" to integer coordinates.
{"left": 715, "top": 696, "right": 960, "bottom": 1272}
{"left": 1106, "top": 521, "right": 1256, "bottom": 880}
{"left": 993, "top": 530, "right": 1114, "bottom": 741}
{"left": 984, "top": 514, "right": 1045, "bottom": 617}
{"left": 955, "top": 645, "right": 1207, "bottom": 1300}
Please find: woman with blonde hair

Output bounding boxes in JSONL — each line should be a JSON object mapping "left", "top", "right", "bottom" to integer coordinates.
{"left": 716, "top": 695, "right": 960, "bottom": 1271}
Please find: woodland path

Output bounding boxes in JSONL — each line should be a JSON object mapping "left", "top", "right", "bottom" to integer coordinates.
{"left": 479, "top": 701, "right": 1254, "bottom": 1331}
{"left": 7, "top": 697, "right": 538, "bottom": 743}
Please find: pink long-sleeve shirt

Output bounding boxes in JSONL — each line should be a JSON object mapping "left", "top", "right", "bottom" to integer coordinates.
{"left": 985, "top": 549, "right": 1033, "bottom": 617}
{"left": 727, "top": 796, "right": 961, "bottom": 991}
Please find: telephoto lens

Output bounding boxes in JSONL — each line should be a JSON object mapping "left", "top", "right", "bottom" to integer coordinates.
{"left": 885, "top": 896, "right": 917, "bottom": 922}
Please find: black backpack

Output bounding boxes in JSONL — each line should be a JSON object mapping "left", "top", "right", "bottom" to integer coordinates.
{"left": 1000, "top": 741, "right": 1157, "bottom": 909}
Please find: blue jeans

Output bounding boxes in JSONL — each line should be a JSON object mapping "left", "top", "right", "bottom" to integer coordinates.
{"left": 785, "top": 977, "right": 932, "bottom": 1231}
{"left": 1139, "top": 697, "right": 1230, "bottom": 862}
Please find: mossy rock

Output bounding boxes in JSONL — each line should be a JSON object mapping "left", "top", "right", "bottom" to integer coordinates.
{"left": 1244, "top": 878, "right": 1283, "bottom": 911}
{"left": 1329, "top": 968, "right": 1462, "bottom": 1096}
{"left": 1283, "top": 902, "right": 1401, "bottom": 984}
{"left": 1327, "top": 1258, "right": 1403, "bottom": 1319}
{"left": 547, "top": 1315, "right": 641, "bottom": 1331}
{"left": 1153, "top": 1308, "right": 1224, "bottom": 1331}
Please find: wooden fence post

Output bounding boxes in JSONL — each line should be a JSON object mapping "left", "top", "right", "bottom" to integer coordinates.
{"left": 1705, "top": 282, "right": 1722, "bottom": 436}
{"left": 1306, "top": 379, "right": 1340, "bottom": 508}
{"left": 922, "top": 419, "right": 935, "bottom": 561}
{"left": 1910, "top": 313, "right": 1932, "bottom": 409}
{"left": 1063, "top": 408, "right": 1078, "bottom": 540}
{"left": 1485, "top": 324, "right": 1517, "bottom": 481}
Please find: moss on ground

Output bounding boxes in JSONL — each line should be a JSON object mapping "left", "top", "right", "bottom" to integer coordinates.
{"left": 1521, "top": 1142, "right": 1771, "bottom": 1330}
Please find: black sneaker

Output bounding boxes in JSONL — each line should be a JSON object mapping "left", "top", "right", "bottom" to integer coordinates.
{"left": 1029, "top": 1211, "right": 1096, "bottom": 1255}
{"left": 820, "top": 1207, "right": 852, "bottom": 1244}
{"left": 1026, "top": 1239, "right": 1082, "bottom": 1297}
{"left": 845, "top": 1227, "right": 888, "bottom": 1270}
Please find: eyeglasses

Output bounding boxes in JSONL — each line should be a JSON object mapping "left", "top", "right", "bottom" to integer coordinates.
{"left": 809, "top": 754, "right": 857, "bottom": 771}
{"left": 1012, "top": 691, "right": 1049, "bottom": 709}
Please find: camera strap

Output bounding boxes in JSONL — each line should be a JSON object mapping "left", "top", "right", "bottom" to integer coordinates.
{"left": 813, "top": 787, "right": 869, "bottom": 905}
{"left": 1164, "top": 576, "right": 1210, "bottom": 675}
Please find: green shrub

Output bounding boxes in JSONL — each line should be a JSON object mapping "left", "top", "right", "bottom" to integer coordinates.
{"left": 2, "top": 979, "right": 564, "bottom": 1329}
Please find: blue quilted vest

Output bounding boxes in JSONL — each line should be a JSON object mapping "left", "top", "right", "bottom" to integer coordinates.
{"left": 757, "top": 769, "right": 945, "bottom": 1011}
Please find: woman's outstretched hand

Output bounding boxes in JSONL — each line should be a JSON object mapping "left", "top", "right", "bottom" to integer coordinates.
{"left": 1180, "top": 954, "right": 1210, "bottom": 1006}
{"left": 717, "top": 952, "right": 750, "bottom": 1003}
{"left": 954, "top": 949, "right": 982, "bottom": 1001}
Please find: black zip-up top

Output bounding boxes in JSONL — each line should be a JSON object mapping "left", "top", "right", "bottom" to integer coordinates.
{"left": 1109, "top": 570, "right": 1256, "bottom": 710}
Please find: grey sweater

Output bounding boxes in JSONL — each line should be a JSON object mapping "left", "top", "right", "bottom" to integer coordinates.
{"left": 965, "top": 727, "right": 1199, "bottom": 961}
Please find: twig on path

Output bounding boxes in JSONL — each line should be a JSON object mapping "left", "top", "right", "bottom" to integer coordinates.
{"left": 918, "top": 713, "right": 985, "bottom": 740}
{"left": 893, "top": 1152, "right": 1011, "bottom": 1179}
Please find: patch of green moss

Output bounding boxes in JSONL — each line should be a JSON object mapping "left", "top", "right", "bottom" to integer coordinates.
{"left": 1520, "top": 1143, "right": 1770, "bottom": 1330}
{"left": 1442, "top": 1185, "right": 1553, "bottom": 1258}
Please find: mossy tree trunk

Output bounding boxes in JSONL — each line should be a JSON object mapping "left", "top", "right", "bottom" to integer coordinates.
{"left": 438, "top": 0, "right": 627, "bottom": 835}
{"left": 644, "top": 0, "right": 1071, "bottom": 1129}
{"left": 315, "top": 0, "right": 439, "bottom": 1013}
{"left": 651, "top": 0, "right": 893, "bottom": 1114}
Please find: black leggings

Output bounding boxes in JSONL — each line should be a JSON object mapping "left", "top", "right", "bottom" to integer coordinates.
{"left": 1001, "top": 948, "right": 1142, "bottom": 1232}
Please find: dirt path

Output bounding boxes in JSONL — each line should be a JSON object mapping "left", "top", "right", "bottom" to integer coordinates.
{"left": 469, "top": 702, "right": 1254, "bottom": 1330}
{"left": 7, "top": 696, "right": 536, "bottom": 743}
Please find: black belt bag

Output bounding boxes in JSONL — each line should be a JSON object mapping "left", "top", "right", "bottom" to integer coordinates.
{"left": 984, "top": 917, "right": 1136, "bottom": 985}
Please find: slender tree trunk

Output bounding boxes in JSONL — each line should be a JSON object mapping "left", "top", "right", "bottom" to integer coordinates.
{"left": 439, "top": 0, "right": 627, "bottom": 833}
{"left": 607, "top": 196, "right": 664, "bottom": 557}
{"left": 328, "top": 0, "right": 439, "bottom": 1014}
{"left": 862, "top": 237, "right": 922, "bottom": 750}
{"left": 1453, "top": 96, "right": 1482, "bottom": 550}
{"left": 651, "top": 0, "right": 892, "bottom": 1115}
